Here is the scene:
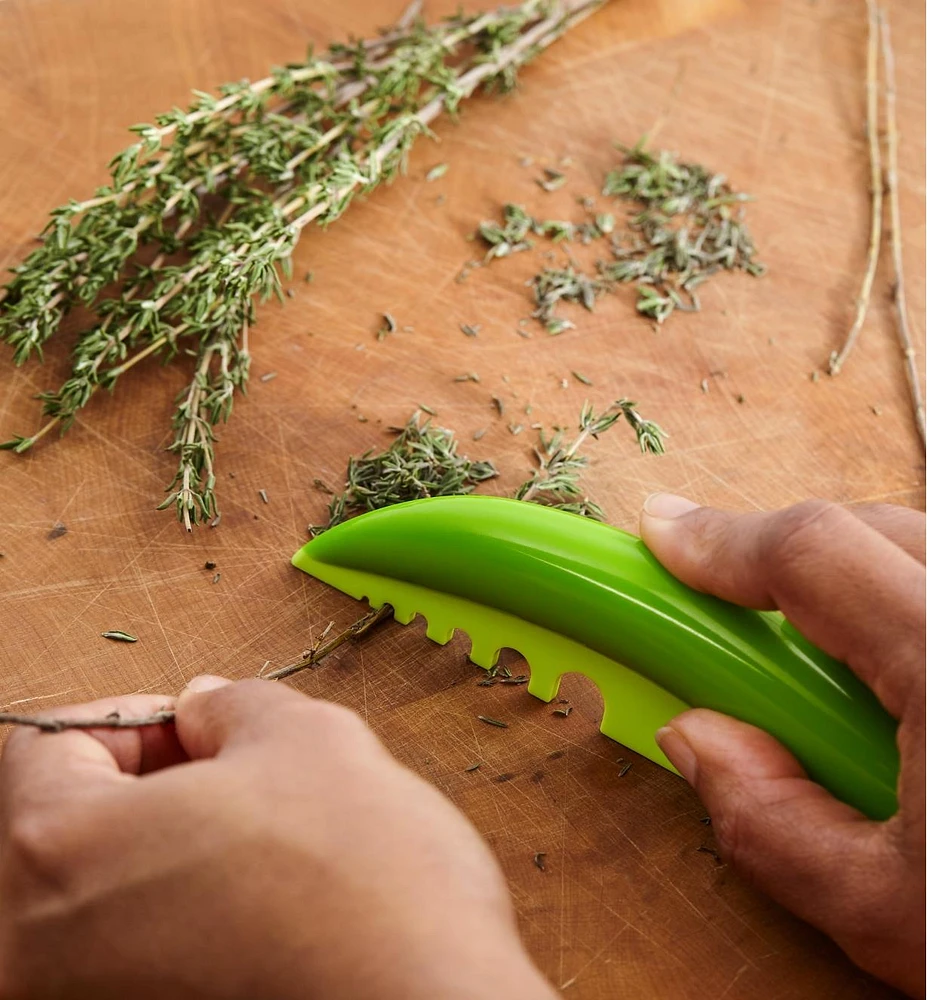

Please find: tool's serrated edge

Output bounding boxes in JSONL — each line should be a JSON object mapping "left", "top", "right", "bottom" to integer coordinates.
{"left": 293, "top": 549, "right": 687, "bottom": 772}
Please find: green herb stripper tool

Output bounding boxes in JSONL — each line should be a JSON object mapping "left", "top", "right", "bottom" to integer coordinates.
{"left": 292, "top": 495, "right": 898, "bottom": 820}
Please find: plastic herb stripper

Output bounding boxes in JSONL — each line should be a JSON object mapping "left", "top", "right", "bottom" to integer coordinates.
{"left": 292, "top": 495, "right": 899, "bottom": 820}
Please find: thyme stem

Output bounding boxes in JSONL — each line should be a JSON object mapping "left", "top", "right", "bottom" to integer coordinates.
{"left": 0, "top": 605, "right": 394, "bottom": 732}
{"left": 829, "top": 0, "right": 883, "bottom": 376}
{"left": 878, "top": 5, "right": 925, "bottom": 444}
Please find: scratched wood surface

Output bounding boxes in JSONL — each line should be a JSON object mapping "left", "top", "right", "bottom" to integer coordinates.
{"left": 0, "top": 0, "right": 923, "bottom": 996}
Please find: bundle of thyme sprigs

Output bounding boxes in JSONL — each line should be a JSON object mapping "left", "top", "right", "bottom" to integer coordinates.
{"left": 0, "top": 0, "right": 602, "bottom": 529}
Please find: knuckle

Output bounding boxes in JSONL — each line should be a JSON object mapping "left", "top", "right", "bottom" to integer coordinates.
{"left": 761, "top": 500, "right": 845, "bottom": 586}
{"left": 301, "top": 698, "right": 366, "bottom": 735}
{"left": 708, "top": 804, "right": 747, "bottom": 870}
{"left": 264, "top": 695, "right": 370, "bottom": 749}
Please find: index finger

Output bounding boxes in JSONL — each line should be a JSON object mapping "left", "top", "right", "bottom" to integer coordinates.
{"left": 0, "top": 694, "right": 181, "bottom": 818}
{"left": 640, "top": 497, "right": 926, "bottom": 720}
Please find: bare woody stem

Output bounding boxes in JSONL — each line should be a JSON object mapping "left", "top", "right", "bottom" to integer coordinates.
{"left": 878, "top": 5, "right": 925, "bottom": 445}
{"left": 829, "top": 0, "right": 883, "bottom": 376}
{"left": 0, "top": 709, "right": 177, "bottom": 734}
{"left": 0, "top": 605, "right": 393, "bottom": 733}
{"left": 263, "top": 605, "right": 393, "bottom": 680}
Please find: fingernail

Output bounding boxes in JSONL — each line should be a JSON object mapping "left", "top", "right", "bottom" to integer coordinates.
{"left": 643, "top": 492, "right": 699, "bottom": 520}
{"left": 656, "top": 725, "right": 698, "bottom": 785}
{"left": 184, "top": 674, "right": 231, "bottom": 694}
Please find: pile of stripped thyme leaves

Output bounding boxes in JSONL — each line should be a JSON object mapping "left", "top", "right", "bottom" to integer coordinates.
{"left": 314, "top": 401, "right": 665, "bottom": 534}
{"left": 313, "top": 413, "right": 499, "bottom": 533}
{"left": 0, "top": 0, "right": 602, "bottom": 529}
{"left": 471, "top": 139, "right": 765, "bottom": 332}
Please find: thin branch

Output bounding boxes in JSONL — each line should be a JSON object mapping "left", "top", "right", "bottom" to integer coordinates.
{"left": 829, "top": 0, "right": 883, "bottom": 376}
{"left": 878, "top": 5, "right": 925, "bottom": 444}
{"left": 0, "top": 709, "right": 176, "bottom": 733}
{"left": 0, "top": 606, "right": 393, "bottom": 732}
{"left": 264, "top": 605, "right": 393, "bottom": 681}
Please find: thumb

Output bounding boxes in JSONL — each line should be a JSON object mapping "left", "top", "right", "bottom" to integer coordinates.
{"left": 174, "top": 675, "right": 356, "bottom": 761}
{"left": 657, "top": 710, "right": 911, "bottom": 980}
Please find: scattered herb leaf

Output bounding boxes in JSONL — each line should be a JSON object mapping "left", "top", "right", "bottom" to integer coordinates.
{"left": 101, "top": 630, "right": 138, "bottom": 643}
{"left": 477, "top": 715, "right": 509, "bottom": 728}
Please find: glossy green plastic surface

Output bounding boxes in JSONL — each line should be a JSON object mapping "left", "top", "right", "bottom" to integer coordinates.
{"left": 292, "top": 495, "right": 899, "bottom": 819}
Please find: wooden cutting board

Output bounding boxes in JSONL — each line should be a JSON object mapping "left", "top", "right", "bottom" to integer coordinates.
{"left": 0, "top": 0, "right": 922, "bottom": 996}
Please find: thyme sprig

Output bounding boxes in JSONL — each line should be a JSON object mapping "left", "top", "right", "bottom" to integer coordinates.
{"left": 1, "top": 0, "right": 604, "bottom": 527}
{"left": 515, "top": 400, "right": 665, "bottom": 518}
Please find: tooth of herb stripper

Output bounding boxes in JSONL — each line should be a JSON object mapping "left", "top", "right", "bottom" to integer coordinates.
{"left": 292, "top": 495, "right": 898, "bottom": 820}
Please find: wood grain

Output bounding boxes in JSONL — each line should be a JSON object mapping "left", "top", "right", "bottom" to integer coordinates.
{"left": 0, "top": 0, "right": 922, "bottom": 996}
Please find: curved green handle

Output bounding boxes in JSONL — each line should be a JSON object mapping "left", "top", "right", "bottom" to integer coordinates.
{"left": 294, "top": 495, "right": 899, "bottom": 819}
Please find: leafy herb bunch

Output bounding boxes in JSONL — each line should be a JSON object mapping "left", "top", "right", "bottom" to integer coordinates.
{"left": 0, "top": 0, "right": 601, "bottom": 529}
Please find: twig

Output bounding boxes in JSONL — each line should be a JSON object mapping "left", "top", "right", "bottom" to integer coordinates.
{"left": 878, "top": 5, "right": 925, "bottom": 444}
{"left": 0, "top": 606, "right": 393, "bottom": 732}
{"left": 0, "top": 709, "right": 176, "bottom": 733}
{"left": 829, "top": 0, "right": 883, "bottom": 376}
{"left": 264, "top": 605, "right": 393, "bottom": 681}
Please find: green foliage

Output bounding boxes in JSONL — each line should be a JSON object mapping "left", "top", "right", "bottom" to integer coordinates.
{"left": 0, "top": 0, "right": 598, "bottom": 527}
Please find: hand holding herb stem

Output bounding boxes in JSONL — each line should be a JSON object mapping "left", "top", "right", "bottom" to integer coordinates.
{"left": 0, "top": 674, "right": 559, "bottom": 999}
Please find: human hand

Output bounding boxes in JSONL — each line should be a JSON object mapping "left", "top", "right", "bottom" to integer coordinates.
{"left": 642, "top": 496, "right": 925, "bottom": 997}
{"left": 0, "top": 677, "right": 556, "bottom": 1000}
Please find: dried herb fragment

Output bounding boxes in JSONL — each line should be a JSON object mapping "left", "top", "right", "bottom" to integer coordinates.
{"left": 465, "top": 762, "right": 481, "bottom": 772}
{"left": 101, "top": 630, "right": 138, "bottom": 643}
{"left": 460, "top": 323, "right": 481, "bottom": 338}
{"left": 552, "top": 705, "right": 572, "bottom": 717}
{"left": 533, "top": 852, "right": 547, "bottom": 871}
{"left": 377, "top": 313, "right": 397, "bottom": 341}
{"left": 537, "top": 167, "right": 566, "bottom": 192}
{"left": 532, "top": 266, "right": 603, "bottom": 324}
{"left": 476, "top": 203, "right": 535, "bottom": 261}
{"left": 477, "top": 715, "right": 509, "bottom": 728}
{"left": 425, "top": 163, "right": 448, "bottom": 182}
